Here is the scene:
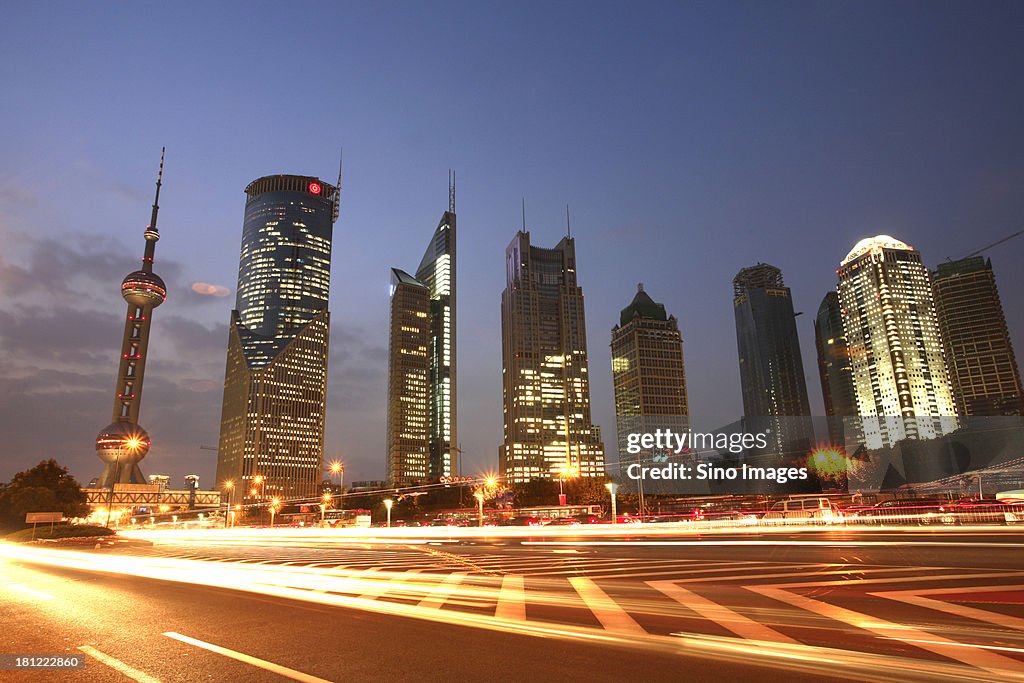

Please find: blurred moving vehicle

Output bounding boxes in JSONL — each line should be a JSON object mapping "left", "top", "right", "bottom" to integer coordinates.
{"left": 761, "top": 497, "right": 842, "bottom": 525}
{"left": 847, "top": 498, "right": 955, "bottom": 526}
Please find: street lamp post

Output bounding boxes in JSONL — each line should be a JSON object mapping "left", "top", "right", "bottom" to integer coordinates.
{"left": 474, "top": 491, "right": 485, "bottom": 527}
{"left": 605, "top": 482, "right": 619, "bottom": 524}
{"left": 321, "top": 492, "right": 332, "bottom": 526}
{"left": 223, "top": 480, "right": 234, "bottom": 529}
{"left": 383, "top": 498, "right": 393, "bottom": 528}
{"left": 269, "top": 497, "right": 280, "bottom": 528}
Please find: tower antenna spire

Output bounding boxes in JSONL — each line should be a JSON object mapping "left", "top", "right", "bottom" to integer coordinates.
{"left": 566, "top": 204, "right": 571, "bottom": 238}
{"left": 333, "top": 147, "right": 343, "bottom": 223}
{"left": 448, "top": 169, "right": 456, "bottom": 213}
{"left": 521, "top": 197, "right": 526, "bottom": 232}
{"left": 149, "top": 147, "right": 165, "bottom": 234}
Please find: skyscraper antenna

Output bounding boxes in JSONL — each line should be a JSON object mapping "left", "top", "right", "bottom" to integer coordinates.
{"left": 149, "top": 147, "right": 165, "bottom": 233}
{"left": 333, "top": 147, "right": 343, "bottom": 223}
{"left": 566, "top": 204, "right": 571, "bottom": 238}
{"left": 522, "top": 197, "right": 526, "bottom": 232}
{"left": 449, "top": 168, "right": 456, "bottom": 213}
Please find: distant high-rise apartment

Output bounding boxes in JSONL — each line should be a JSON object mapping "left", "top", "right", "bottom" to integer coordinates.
{"left": 932, "top": 256, "right": 1023, "bottom": 416}
{"left": 385, "top": 183, "right": 457, "bottom": 485}
{"left": 386, "top": 269, "right": 431, "bottom": 486}
{"left": 500, "top": 231, "right": 604, "bottom": 484}
{"left": 611, "top": 284, "right": 689, "bottom": 444}
{"left": 814, "top": 291, "right": 860, "bottom": 444}
{"left": 837, "top": 235, "right": 957, "bottom": 448}
{"left": 733, "top": 263, "right": 813, "bottom": 456}
{"left": 216, "top": 174, "right": 340, "bottom": 503}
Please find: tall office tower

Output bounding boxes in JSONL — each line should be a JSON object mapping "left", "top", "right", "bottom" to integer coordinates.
{"left": 216, "top": 173, "right": 340, "bottom": 503}
{"left": 837, "top": 235, "right": 957, "bottom": 448}
{"left": 814, "top": 291, "right": 860, "bottom": 444}
{"left": 414, "top": 182, "right": 457, "bottom": 479}
{"left": 500, "top": 230, "right": 605, "bottom": 484}
{"left": 932, "top": 256, "right": 1023, "bottom": 416}
{"left": 95, "top": 149, "right": 168, "bottom": 487}
{"left": 386, "top": 269, "right": 431, "bottom": 486}
{"left": 611, "top": 284, "right": 689, "bottom": 451}
{"left": 384, "top": 180, "right": 457, "bottom": 485}
{"left": 733, "top": 263, "right": 813, "bottom": 457}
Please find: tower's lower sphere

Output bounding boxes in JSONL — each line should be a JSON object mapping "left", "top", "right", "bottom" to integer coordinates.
{"left": 95, "top": 422, "right": 151, "bottom": 465}
{"left": 121, "top": 270, "right": 167, "bottom": 307}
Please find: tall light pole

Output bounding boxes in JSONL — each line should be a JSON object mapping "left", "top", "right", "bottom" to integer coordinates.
{"left": 474, "top": 491, "right": 485, "bottom": 527}
{"left": 223, "top": 480, "right": 234, "bottom": 528}
{"left": 321, "top": 492, "right": 332, "bottom": 526}
{"left": 329, "top": 461, "right": 345, "bottom": 509}
{"left": 605, "top": 482, "right": 618, "bottom": 524}
{"left": 383, "top": 498, "right": 393, "bottom": 528}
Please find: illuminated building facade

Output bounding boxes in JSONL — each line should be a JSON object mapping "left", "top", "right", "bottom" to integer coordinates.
{"left": 384, "top": 182, "right": 457, "bottom": 485}
{"left": 500, "top": 231, "right": 605, "bottom": 484}
{"left": 837, "top": 235, "right": 957, "bottom": 448}
{"left": 414, "top": 199, "right": 457, "bottom": 480}
{"left": 611, "top": 284, "right": 689, "bottom": 455}
{"left": 95, "top": 149, "right": 168, "bottom": 487}
{"left": 733, "top": 263, "right": 813, "bottom": 457}
{"left": 932, "top": 256, "right": 1023, "bottom": 416}
{"left": 814, "top": 291, "right": 860, "bottom": 444}
{"left": 216, "top": 174, "right": 340, "bottom": 503}
{"left": 386, "top": 269, "right": 432, "bottom": 486}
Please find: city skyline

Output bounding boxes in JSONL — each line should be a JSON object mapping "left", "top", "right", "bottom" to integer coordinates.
{"left": 2, "top": 4, "right": 1024, "bottom": 487}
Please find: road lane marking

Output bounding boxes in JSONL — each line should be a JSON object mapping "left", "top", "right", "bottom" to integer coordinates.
{"left": 417, "top": 572, "right": 466, "bottom": 609}
{"left": 78, "top": 646, "right": 161, "bottom": 683}
{"left": 757, "top": 571, "right": 1024, "bottom": 589}
{"left": 648, "top": 580, "right": 799, "bottom": 644}
{"left": 3, "top": 582, "right": 54, "bottom": 601}
{"left": 357, "top": 568, "right": 421, "bottom": 600}
{"left": 747, "top": 585, "right": 1024, "bottom": 675}
{"left": 872, "top": 584, "right": 1024, "bottom": 631}
{"left": 495, "top": 574, "right": 526, "bottom": 621}
{"left": 568, "top": 576, "right": 646, "bottom": 635}
{"left": 163, "top": 632, "right": 330, "bottom": 683}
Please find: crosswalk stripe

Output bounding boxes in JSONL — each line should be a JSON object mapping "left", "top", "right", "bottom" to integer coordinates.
{"left": 569, "top": 577, "right": 646, "bottom": 635}
{"left": 872, "top": 584, "right": 1024, "bottom": 631}
{"left": 495, "top": 575, "right": 527, "bottom": 621}
{"left": 417, "top": 572, "right": 466, "bottom": 609}
{"left": 648, "top": 580, "right": 799, "bottom": 644}
{"left": 748, "top": 585, "right": 1024, "bottom": 675}
{"left": 358, "top": 569, "right": 422, "bottom": 600}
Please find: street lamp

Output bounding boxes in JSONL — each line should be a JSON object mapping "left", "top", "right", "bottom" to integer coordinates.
{"left": 328, "top": 461, "right": 345, "bottom": 509}
{"left": 383, "top": 498, "right": 393, "bottom": 528}
{"left": 223, "top": 480, "right": 234, "bottom": 528}
{"left": 321, "top": 492, "right": 332, "bottom": 526}
{"left": 269, "top": 497, "right": 280, "bottom": 528}
{"left": 605, "top": 482, "right": 619, "bottom": 524}
{"left": 473, "top": 491, "right": 485, "bottom": 527}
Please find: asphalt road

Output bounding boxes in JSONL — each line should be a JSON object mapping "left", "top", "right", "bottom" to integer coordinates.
{"left": 3, "top": 528, "right": 1023, "bottom": 682}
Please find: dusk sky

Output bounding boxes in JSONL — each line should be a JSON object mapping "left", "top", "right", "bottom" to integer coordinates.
{"left": 1, "top": 2, "right": 1022, "bottom": 489}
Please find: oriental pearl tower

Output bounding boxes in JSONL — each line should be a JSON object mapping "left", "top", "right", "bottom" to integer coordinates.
{"left": 95, "top": 149, "right": 169, "bottom": 487}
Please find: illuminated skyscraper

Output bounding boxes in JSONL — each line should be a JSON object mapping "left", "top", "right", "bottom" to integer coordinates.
{"left": 95, "top": 149, "right": 168, "bottom": 487}
{"left": 733, "top": 263, "right": 813, "bottom": 457}
{"left": 386, "top": 269, "right": 431, "bottom": 486}
{"left": 837, "top": 235, "right": 957, "bottom": 448}
{"left": 611, "top": 284, "right": 689, "bottom": 432}
{"left": 385, "top": 179, "right": 457, "bottom": 484}
{"left": 500, "top": 230, "right": 604, "bottom": 484}
{"left": 216, "top": 173, "right": 340, "bottom": 503}
{"left": 932, "top": 256, "right": 1023, "bottom": 416}
{"left": 814, "top": 291, "right": 860, "bottom": 444}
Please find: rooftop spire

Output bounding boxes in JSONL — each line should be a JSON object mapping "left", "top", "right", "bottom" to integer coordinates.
{"left": 448, "top": 168, "right": 456, "bottom": 213}
{"left": 333, "top": 147, "right": 343, "bottom": 223}
{"left": 566, "top": 204, "right": 571, "bottom": 238}
{"left": 148, "top": 147, "right": 165, "bottom": 234}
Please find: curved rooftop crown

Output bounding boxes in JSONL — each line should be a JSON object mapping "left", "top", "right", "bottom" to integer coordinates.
{"left": 841, "top": 234, "right": 913, "bottom": 266}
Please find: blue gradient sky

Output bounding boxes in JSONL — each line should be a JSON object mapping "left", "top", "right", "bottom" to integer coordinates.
{"left": 1, "top": 2, "right": 1022, "bottom": 488}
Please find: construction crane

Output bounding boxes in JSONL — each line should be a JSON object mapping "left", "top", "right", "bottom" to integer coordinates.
{"left": 949, "top": 229, "right": 1024, "bottom": 261}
